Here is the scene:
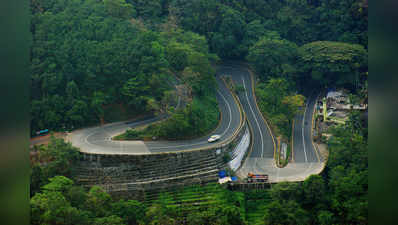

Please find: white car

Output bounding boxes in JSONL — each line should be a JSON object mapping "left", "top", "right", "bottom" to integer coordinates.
{"left": 208, "top": 134, "right": 221, "bottom": 143}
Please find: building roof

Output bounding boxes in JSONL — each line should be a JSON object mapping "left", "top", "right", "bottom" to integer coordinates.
{"left": 327, "top": 91, "right": 344, "bottom": 99}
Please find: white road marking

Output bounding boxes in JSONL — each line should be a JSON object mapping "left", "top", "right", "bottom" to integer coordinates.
{"left": 84, "top": 130, "right": 99, "bottom": 148}
{"left": 242, "top": 77, "right": 264, "bottom": 158}
{"left": 219, "top": 88, "right": 233, "bottom": 137}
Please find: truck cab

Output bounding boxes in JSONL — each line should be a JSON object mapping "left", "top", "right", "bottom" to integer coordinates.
{"left": 247, "top": 173, "right": 268, "bottom": 183}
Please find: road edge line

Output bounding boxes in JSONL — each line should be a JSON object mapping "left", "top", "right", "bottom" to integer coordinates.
{"left": 220, "top": 76, "right": 244, "bottom": 141}
{"left": 311, "top": 93, "right": 322, "bottom": 163}
{"left": 247, "top": 68, "right": 277, "bottom": 162}
{"left": 169, "top": 75, "right": 246, "bottom": 153}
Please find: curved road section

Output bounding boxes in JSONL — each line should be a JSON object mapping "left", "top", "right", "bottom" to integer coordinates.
{"left": 67, "top": 70, "right": 241, "bottom": 155}
{"left": 218, "top": 64, "right": 324, "bottom": 183}
{"left": 68, "top": 63, "right": 325, "bottom": 182}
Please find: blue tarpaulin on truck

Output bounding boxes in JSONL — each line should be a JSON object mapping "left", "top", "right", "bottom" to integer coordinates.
{"left": 218, "top": 170, "right": 226, "bottom": 178}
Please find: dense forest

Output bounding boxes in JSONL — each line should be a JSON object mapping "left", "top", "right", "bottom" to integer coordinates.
{"left": 30, "top": 0, "right": 368, "bottom": 224}
{"left": 31, "top": 0, "right": 368, "bottom": 136}
{"left": 30, "top": 0, "right": 219, "bottom": 138}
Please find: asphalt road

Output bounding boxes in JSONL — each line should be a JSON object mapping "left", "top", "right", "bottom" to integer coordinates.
{"left": 144, "top": 75, "right": 241, "bottom": 153}
{"left": 67, "top": 68, "right": 241, "bottom": 155}
{"left": 226, "top": 64, "right": 324, "bottom": 182}
{"left": 219, "top": 64, "right": 275, "bottom": 159}
{"left": 293, "top": 93, "right": 321, "bottom": 163}
{"left": 68, "top": 62, "right": 325, "bottom": 182}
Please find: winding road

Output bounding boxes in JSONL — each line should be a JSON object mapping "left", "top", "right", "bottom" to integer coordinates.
{"left": 68, "top": 63, "right": 324, "bottom": 182}
{"left": 67, "top": 68, "right": 241, "bottom": 155}
{"left": 231, "top": 63, "right": 324, "bottom": 182}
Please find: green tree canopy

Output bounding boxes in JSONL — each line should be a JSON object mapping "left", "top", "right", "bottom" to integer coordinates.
{"left": 93, "top": 215, "right": 126, "bottom": 225}
{"left": 264, "top": 200, "right": 309, "bottom": 225}
{"left": 302, "top": 175, "right": 326, "bottom": 206}
{"left": 111, "top": 199, "right": 146, "bottom": 225}
{"left": 30, "top": 176, "right": 89, "bottom": 225}
{"left": 247, "top": 36, "right": 298, "bottom": 80}
{"left": 297, "top": 41, "right": 367, "bottom": 88}
{"left": 85, "top": 186, "right": 113, "bottom": 217}
{"left": 104, "top": 0, "right": 136, "bottom": 19}
{"left": 42, "top": 176, "right": 74, "bottom": 193}
{"left": 282, "top": 94, "right": 305, "bottom": 123}
{"left": 255, "top": 77, "right": 303, "bottom": 138}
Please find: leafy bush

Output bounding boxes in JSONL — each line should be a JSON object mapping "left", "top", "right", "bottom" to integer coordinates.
{"left": 256, "top": 78, "right": 305, "bottom": 138}
{"left": 144, "top": 95, "right": 220, "bottom": 140}
{"left": 30, "top": 137, "right": 81, "bottom": 196}
{"left": 124, "top": 129, "right": 141, "bottom": 139}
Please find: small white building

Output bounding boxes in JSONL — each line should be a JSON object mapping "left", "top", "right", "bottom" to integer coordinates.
{"left": 326, "top": 90, "right": 344, "bottom": 99}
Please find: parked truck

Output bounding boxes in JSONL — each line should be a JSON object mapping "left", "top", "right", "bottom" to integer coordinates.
{"left": 247, "top": 173, "right": 268, "bottom": 183}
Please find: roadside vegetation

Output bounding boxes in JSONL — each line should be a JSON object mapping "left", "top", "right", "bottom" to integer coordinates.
{"left": 115, "top": 95, "right": 220, "bottom": 140}
{"left": 31, "top": 175, "right": 146, "bottom": 225}
{"left": 144, "top": 95, "right": 219, "bottom": 139}
{"left": 30, "top": 137, "right": 81, "bottom": 197}
{"left": 255, "top": 78, "right": 305, "bottom": 140}
{"left": 31, "top": 176, "right": 246, "bottom": 225}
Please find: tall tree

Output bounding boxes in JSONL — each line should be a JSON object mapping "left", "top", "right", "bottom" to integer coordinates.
{"left": 121, "top": 76, "right": 149, "bottom": 110}
{"left": 282, "top": 94, "right": 305, "bottom": 125}
{"left": 247, "top": 36, "right": 298, "bottom": 80}
{"left": 297, "top": 41, "right": 367, "bottom": 88}
{"left": 85, "top": 186, "right": 113, "bottom": 218}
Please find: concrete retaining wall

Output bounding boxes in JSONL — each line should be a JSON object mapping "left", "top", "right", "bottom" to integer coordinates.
{"left": 74, "top": 121, "right": 248, "bottom": 195}
{"left": 229, "top": 127, "right": 250, "bottom": 171}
